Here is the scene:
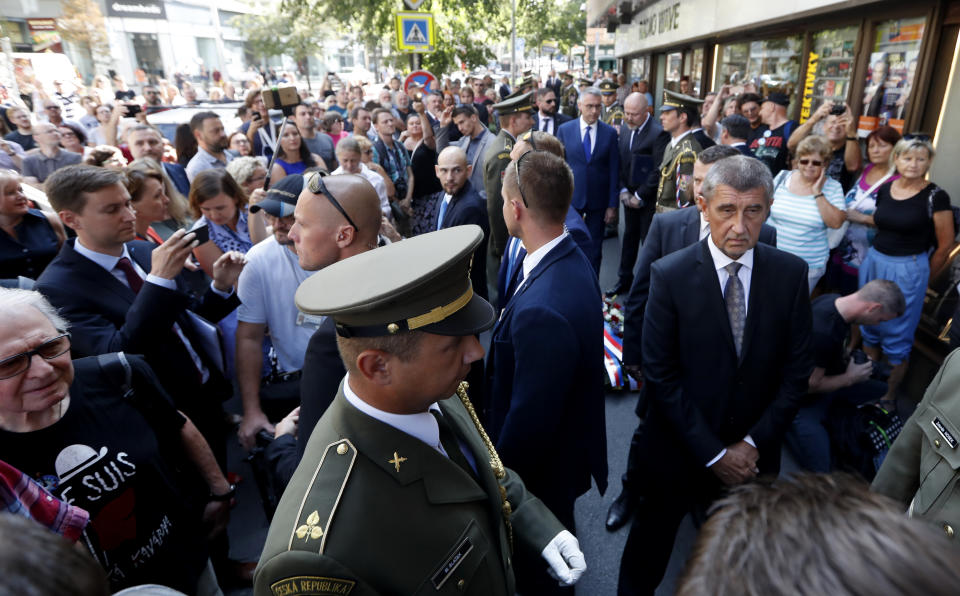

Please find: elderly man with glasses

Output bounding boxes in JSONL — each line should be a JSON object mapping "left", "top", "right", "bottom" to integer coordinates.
{"left": 21, "top": 123, "right": 83, "bottom": 187}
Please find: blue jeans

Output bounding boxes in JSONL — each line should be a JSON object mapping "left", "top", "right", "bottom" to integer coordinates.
{"left": 786, "top": 379, "right": 887, "bottom": 472}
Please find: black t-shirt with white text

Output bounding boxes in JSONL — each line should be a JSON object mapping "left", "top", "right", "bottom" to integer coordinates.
{"left": 0, "top": 356, "right": 207, "bottom": 593}
{"left": 749, "top": 121, "right": 796, "bottom": 176}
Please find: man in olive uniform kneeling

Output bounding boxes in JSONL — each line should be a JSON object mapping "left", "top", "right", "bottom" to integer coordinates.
{"left": 254, "top": 225, "right": 585, "bottom": 595}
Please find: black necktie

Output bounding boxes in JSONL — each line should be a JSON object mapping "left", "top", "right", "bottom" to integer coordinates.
{"left": 631, "top": 127, "right": 639, "bottom": 151}
{"left": 431, "top": 410, "right": 476, "bottom": 478}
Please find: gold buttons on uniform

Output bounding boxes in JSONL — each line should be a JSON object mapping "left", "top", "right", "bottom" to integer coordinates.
{"left": 457, "top": 579, "right": 465, "bottom": 590}
{"left": 337, "top": 443, "right": 348, "bottom": 455}
{"left": 945, "top": 524, "right": 954, "bottom": 539}
{"left": 935, "top": 439, "right": 942, "bottom": 448}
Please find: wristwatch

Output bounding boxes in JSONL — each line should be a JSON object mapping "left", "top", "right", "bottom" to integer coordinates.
{"left": 209, "top": 483, "right": 237, "bottom": 502}
{"left": 815, "top": 193, "right": 826, "bottom": 199}
{"left": 846, "top": 136, "right": 857, "bottom": 141}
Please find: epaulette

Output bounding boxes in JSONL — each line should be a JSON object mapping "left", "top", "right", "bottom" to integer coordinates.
{"left": 286, "top": 438, "right": 357, "bottom": 555}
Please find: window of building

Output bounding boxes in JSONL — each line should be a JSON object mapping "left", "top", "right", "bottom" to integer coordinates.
{"left": 686, "top": 46, "right": 704, "bottom": 96}
{"left": 218, "top": 10, "right": 243, "bottom": 28}
{"left": 196, "top": 37, "right": 220, "bottom": 73}
{"left": 859, "top": 16, "right": 926, "bottom": 133}
{"left": 801, "top": 26, "right": 859, "bottom": 122}
{"left": 665, "top": 51, "right": 682, "bottom": 91}
{"left": 627, "top": 55, "right": 649, "bottom": 83}
{"left": 716, "top": 36, "right": 802, "bottom": 110}
{"left": 130, "top": 33, "right": 163, "bottom": 78}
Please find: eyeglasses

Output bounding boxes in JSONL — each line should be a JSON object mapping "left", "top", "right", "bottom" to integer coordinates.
{"left": 306, "top": 171, "right": 360, "bottom": 233}
{"left": 512, "top": 150, "right": 533, "bottom": 207}
{"left": 44, "top": 105, "right": 61, "bottom": 110}
{"left": 798, "top": 159, "right": 823, "bottom": 167}
{"left": 542, "top": 98, "right": 557, "bottom": 104}
{"left": 0, "top": 333, "right": 71, "bottom": 380}
{"left": 518, "top": 130, "right": 538, "bottom": 151}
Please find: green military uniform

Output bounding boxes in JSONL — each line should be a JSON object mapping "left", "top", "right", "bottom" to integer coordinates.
{"left": 598, "top": 79, "right": 624, "bottom": 131}
{"left": 483, "top": 91, "right": 534, "bottom": 259}
{"left": 560, "top": 72, "right": 578, "bottom": 119}
{"left": 873, "top": 349, "right": 960, "bottom": 542}
{"left": 656, "top": 90, "right": 705, "bottom": 212}
{"left": 254, "top": 227, "right": 566, "bottom": 596}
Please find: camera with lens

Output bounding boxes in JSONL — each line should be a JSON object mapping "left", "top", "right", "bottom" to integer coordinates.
{"left": 829, "top": 103, "right": 846, "bottom": 116}
{"left": 850, "top": 349, "right": 892, "bottom": 382}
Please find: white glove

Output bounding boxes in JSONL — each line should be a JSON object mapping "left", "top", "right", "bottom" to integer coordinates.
{"left": 540, "top": 530, "right": 586, "bottom": 586}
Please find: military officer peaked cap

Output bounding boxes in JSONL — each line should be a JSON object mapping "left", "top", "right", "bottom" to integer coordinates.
{"left": 578, "top": 77, "right": 593, "bottom": 87}
{"left": 295, "top": 225, "right": 496, "bottom": 338}
{"left": 598, "top": 79, "right": 617, "bottom": 95}
{"left": 492, "top": 91, "right": 535, "bottom": 115}
{"left": 562, "top": 70, "right": 575, "bottom": 80}
{"left": 660, "top": 89, "right": 704, "bottom": 112}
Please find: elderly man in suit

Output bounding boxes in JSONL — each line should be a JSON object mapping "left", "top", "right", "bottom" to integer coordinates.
{"left": 606, "top": 148, "right": 778, "bottom": 531}
{"left": 607, "top": 91, "right": 669, "bottom": 297}
{"left": 436, "top": 104, "right": 495, "bottom": 199}
{"left": 616, "top": 155, "right": 812, "bottom": 595}
{"left": 487, "top": 150, "right": 607, "bottom": 596}
{"left": 35, "top": 165, "right": 244, "bottom": 462}
{"left": 556, "top": 86, "right": 620, "bottom": 273}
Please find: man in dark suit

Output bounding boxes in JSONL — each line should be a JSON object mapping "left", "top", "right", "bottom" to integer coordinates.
{"left": 126, "top": 124, "right": 190, "bottom": 196}
{"left": 608, "top": 92, "right": 669, "bottom": 297}
{"left": 532, "top": 87, "right": 572, "bottom": 136}
{"left": 433, "top": 146, "right": 489, "bottom": 299}
{"left": 557, "top": 86, "right": 620, "bottom": 273}
{"left": 487, "top": 150, "right": 607, "bottom": 596}
{"left": 607, "top": 148, "right": 777, "bottom": 530}
{"left": 35, "top": 165, "right": 243, "bottom": 462}
{"left": 616, "top": 155, "right": 812, "bottom": 595}
{"left": 720, "top": 113, "right": 755, "bottom": 156}
{"left": 545, "top": 69, "right": 562, "bottom": 96}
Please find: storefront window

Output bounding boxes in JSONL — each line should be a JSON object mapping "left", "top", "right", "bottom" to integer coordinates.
{"left": 687, "top": 47, "right": 704, "bottom": 96}
{"left": 130, "top": 33, "right": 163, "bottom": 78}
{"left": 715, "top": 36, "right": 802, "bottom": 106}
{"left": 665, "top": 51, "right": 682, "bottom": 91}
{"left": 627, "top": 56, "right": 649, "bottom": 83}
{"left": 859, "top": 16, "right": 926, "bottom": 134}
{"left": 801, "top": 27, "right": 859, "bottom": 123}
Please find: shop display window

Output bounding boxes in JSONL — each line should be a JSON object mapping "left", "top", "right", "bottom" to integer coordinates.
{"left": 715, "top": 36, "right": 801, "bottom": 104}
{"left": 800, "top": 26, "right": 859, "bottom": 122}
{"left": 858, "top": 16, "right": 926, "bottom": 134}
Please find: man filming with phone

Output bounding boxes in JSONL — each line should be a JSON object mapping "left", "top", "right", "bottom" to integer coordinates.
{"left": 787, "top": 100, "right": 862, "bottom": 192}
{"left": 241, "top": 88, "right": 279, "bottom": 158}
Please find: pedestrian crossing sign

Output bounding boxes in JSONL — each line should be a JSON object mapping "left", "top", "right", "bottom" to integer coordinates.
{"left": 396, "top": 12, "right": 435, "bottom": 53}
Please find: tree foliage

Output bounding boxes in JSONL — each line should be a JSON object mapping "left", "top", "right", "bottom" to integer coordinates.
{"left": 516, "top": 0, "right": 586, "bottom": 57}
{"left": 57, "top": 0, "right": 112, "bottom": 73}
{"left": 231, "top": 4, "right": 333, "bottom": 88}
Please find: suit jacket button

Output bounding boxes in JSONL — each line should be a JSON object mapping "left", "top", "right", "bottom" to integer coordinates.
{"left": 457, "top": 579, "right": 466, "bottom": 590}
{"left": 936, "top": 439, "right": 942, "bottom": 448}
{"left": 945, "top": 524, "right": 955, "bottom": 539}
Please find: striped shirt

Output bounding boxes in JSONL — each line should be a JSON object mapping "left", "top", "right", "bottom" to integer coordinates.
{"left": 768, "top": 172, "right": 845, "bottom": 270}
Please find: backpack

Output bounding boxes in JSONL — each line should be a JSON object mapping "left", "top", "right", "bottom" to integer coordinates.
{"left": 827, "top": 401, "right": 903, "bottom": 481}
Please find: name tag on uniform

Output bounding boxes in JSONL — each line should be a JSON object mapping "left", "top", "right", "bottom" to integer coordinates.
{"left": 431, "top": 537, "right": 473, "bottom": 590}
{"left": 296, "top": 312, "right": 325, "bottom": 330}
{"left": 933, "top": 417, "right": 958, "bottom": 448}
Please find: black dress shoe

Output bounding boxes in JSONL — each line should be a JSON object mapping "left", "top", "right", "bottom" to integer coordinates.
{"left": 605, "top": 490, "right": 634, "bottom": 531}
{"left": 605, "top": 281, "right": 630, "bottom": 298}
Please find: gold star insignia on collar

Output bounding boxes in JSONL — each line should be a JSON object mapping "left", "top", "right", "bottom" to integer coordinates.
{"left": 388, "top": 451, "right": 407, "bottom": 472}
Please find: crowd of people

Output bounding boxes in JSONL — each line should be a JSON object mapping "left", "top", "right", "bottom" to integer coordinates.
{"left": 1, "top": 61, "right": 959, "bottom": 596}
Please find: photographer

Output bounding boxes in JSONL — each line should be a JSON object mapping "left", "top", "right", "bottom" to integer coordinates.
{"left": 785, "top": 279, "right": 904, "bottom": 472}
{"left": 787, "top": 101, "right": 862, "bottom": 192}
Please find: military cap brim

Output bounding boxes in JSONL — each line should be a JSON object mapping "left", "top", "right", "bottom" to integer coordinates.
{"left": 598, "top": 79, "right": 617, "bottom": 94}
{"left": 492, "top": 91, "right": 535, "bottom": 115}
{"left": 578, "top": 78, "right": 593, "bottom": 86}
{"left": 295, "top": 225, "right": 495, "bottom": 338}
{"left": 660, "top": 89, "right": 704, "bottom": 111}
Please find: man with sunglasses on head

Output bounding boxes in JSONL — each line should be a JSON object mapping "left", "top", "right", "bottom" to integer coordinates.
{"left": 485, "top": 149, "right": 606, "bottom": 596}
{"left": 532, "top": 87, "right": 571, "bottom": 137}
{"left": 279, "top": 173, "right": 384, "bottom": 480}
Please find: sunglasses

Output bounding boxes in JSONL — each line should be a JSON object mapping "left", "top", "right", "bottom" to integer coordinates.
{"left": 0, "top": 333, "right": 71, "bottom": 380}
{"left": 512, "top": 150, "right": 533, "bottom": 207}
{"left": 903, "top": 132, "right": 931, "bottom": 142}
{"left": 542, "top": 98, "right": 557, "bottom": 104}
{"left": 306, "top": 171, "right": 360, "bottom": 232}
{"left": 798, "top": 159, "right": 823, "bottom": 167}
{"left": 518, "top": 130, "right": 538, "bottom": 151}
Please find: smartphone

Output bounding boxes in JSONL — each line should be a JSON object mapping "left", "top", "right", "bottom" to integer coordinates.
{"left": 192, "top": 223, "right": 210, "bottom": 245}
{"left": 251, "top": 112, "right": 262, "bottom": 122}
{"left": 829, "top": 103, "right": 846, "bottom": 116}
{"left": 125, "top": 103, "right": 142, "bottom": 116}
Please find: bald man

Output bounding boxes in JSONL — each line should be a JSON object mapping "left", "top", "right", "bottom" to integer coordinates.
{"left": 432, "top": 146, "right": 490, "bottom": 299}
{"left": 266, "top": 173, "right": 385, "bottom": 483}
{"left": 608, "top": 92, "right": 669, "bottom": 298}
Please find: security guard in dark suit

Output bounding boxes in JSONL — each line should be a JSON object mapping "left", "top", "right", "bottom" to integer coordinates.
{"left": 560, "top": 71, "right": 579, "bottom": 119}
{"left": 599, "top": 79, "right": 624, "bottom": 131}
{"left": 254, "top": 226, "right": 585, "bottom": 596}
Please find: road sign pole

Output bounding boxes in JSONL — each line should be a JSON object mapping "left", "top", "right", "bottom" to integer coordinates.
{"left": 510, "top": 0, "right": 516, "bottom": 86}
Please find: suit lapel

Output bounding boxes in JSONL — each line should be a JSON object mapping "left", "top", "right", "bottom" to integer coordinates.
{"left": 60, "top": 240, "right": 137, "bottom": 305}
{"left": 698, "top": 240, "right": 737, "bottom": 357}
